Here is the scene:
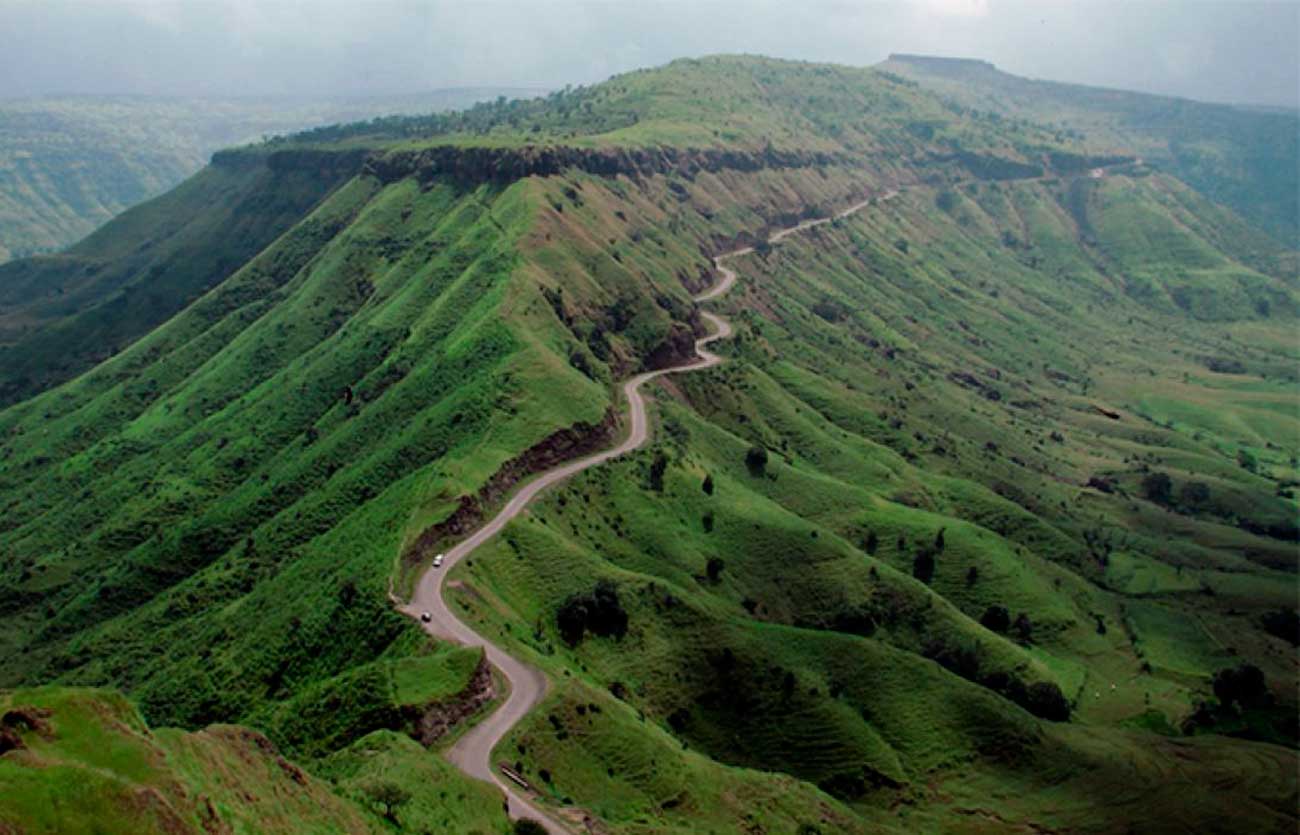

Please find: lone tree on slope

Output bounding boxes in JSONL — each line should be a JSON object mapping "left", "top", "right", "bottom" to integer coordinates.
{"left": 359, "top": 780, "right": 410, "bottom": 825}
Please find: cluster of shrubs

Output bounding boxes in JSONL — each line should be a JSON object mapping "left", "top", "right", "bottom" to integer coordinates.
{"left": 1141, "top": 471, "right": 1216, "bottom": 510}
{"left": 1212, "top": 663, "right": 1271, "bottom": 711}
{"left": 556, "top": 580, "right": 628, "bottom": 646}
{"left": 1183, "top": 663, "right": 1281, "bottom": 739}
{"left": 911, "top": 529, "right": 945, "bottom": 584}
{"left": 1261, "top": 608, "right": 1299, "bottom": 646}
{"left": 979, "top": 605, "right": 1034, "bottom": 643}
{"left": 924, "top": 639, "right": 1069, "bottom": 721}
{"left": 1142, "top": 470, "right": 1299, "bottom": 541}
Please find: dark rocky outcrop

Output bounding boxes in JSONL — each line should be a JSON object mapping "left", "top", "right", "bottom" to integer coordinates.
{"left": 215, "top": 141, "right": 870, "bottom": 203}
{"left": 211, "top": 726, "right": 309, "bottom": 785}
{"left": 645, "top": 320, "right": 701, "bottom": 371}
{"left": 364, "top": 144, "right": 852, "bottom": 187}
{"left": 405, "top": 655, "right": 496, "bottom": 746}
{"left": 0, "top": 705, "right": 52, "bottom": 754}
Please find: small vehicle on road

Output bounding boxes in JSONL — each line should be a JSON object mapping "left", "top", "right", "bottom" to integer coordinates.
{"left": 420, "top": 611, "right": 432, "bottom": 623}
{"left": 433, "top": 553, "right": 445, "bottom": 568}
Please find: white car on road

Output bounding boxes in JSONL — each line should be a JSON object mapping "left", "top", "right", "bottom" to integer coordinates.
{"left": 433, "top": 553, "right": 445, "bottom": 568}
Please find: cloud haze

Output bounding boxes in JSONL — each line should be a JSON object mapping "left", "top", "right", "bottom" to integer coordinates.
{"left": 1, "top": 0, "right": 1296, "bottom": 107}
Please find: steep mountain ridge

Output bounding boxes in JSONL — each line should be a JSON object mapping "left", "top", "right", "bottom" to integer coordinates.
{"left": 0, "top": 58, "right": 1139, "bottom": 408}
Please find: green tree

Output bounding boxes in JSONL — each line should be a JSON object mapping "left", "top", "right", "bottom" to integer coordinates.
{"left": 1024, "top": 681, "right": 1071, "bottom": 721}
{"left": 912, "top": 549, "right": 936, "bottom": 584}
{"left": 1180, "top": 481, "right": 1211, "bottom": 508}
{"left": 1013, "top": 612, "right": 1034, "bottom": 643}
{"left": 1141, "top": 471, "right": 1173, "bottom": 505}
{"left": 359, "top": 780, "right": 410, "bottom": 825}
{"left": 980, "top": 605, "right": 1011, "bottom": 633}
{"left": 1213, "top": 664, "right": 1270, "bottom": 710}
{"left": 649, "top": 451, "right": 669, "bottom": 492}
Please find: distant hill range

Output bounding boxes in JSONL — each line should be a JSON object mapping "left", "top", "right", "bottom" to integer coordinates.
{"left": 879, "top": 54, "right": 1298, "bottom": 243}
{"left": 0, "top": 88, "right": 542, "bottom": 262}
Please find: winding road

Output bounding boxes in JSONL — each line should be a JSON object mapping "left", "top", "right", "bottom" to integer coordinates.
{"left": 401, "top": 187, "right": 895, "bottom": 832}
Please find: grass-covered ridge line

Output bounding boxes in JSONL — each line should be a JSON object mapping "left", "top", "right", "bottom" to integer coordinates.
{"left": 258, "top": 54, "right": 1093, "bottom": 161}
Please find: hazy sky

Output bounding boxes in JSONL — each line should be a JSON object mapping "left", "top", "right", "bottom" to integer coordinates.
{"left": 1, "top": 0, "right": 1297, "bottom": 107}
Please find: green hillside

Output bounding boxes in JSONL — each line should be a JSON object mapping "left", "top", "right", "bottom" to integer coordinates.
{"left": 450, "top": 165, "right": 1298, "bottom": 832}
{"left": 0, "top": 89, "right": 537, "bottom": 263}
{"left": 878, "top": 53, "right": 1300, "bottom": 244}
{"left": 0, "top": 55, "right": 1296, "bottom": 833}
{"left": 0, "top": 683, "right": 509, "bottom": 834}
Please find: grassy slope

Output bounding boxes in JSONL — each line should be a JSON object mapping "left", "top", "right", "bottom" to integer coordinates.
{"left": 439, "top": 164, "right": 1297, "bottom": 831}
{"left": 0, "top": 686, "right": 373, "bottom": 834}
{"left": 0, "top": 55, "right": 1295, "bottom": 833}
{"left": 0, "top": 156, "right": 364, "bottom": 405}
{"left": 0, "top": 173, "right": 611, "bottom": 728}
{"left": 0, "top": 684, "right": 511, "bottom": 834}
{"left": 878, "top": 54, "right": 1300, "bottom": 244}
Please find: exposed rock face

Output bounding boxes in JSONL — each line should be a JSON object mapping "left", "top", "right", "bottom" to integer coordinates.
{"left": 207, "top": 726, "right": 310, "bottom": 786}
{"left": 214, "top": 139, "right": 1126, "bottom": 195}
{"left": 364, "top": 144, "right": 852, "bottom": 186}
{"left": 214, "top": 143, "right": 851, "bottom": 187}
{"left": 405, "top": 655, "right": 495, "bottom": 746}
{"left": 1, "top": 706, "right": 51, "bottom": 734}
{"left": 0, "top": 705, "right": 52, "bottom": 754}
{"left": 645, "top": 321, "right": 701, "bottom": 371}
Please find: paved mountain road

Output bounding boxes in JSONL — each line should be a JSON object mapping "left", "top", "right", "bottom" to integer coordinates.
{"left": 401, "top": 188, "right": 895, "bottom": 832}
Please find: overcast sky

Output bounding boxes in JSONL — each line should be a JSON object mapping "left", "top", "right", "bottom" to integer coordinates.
{"left": 1, "top": 0, "right": 1296, "bottom": 107}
